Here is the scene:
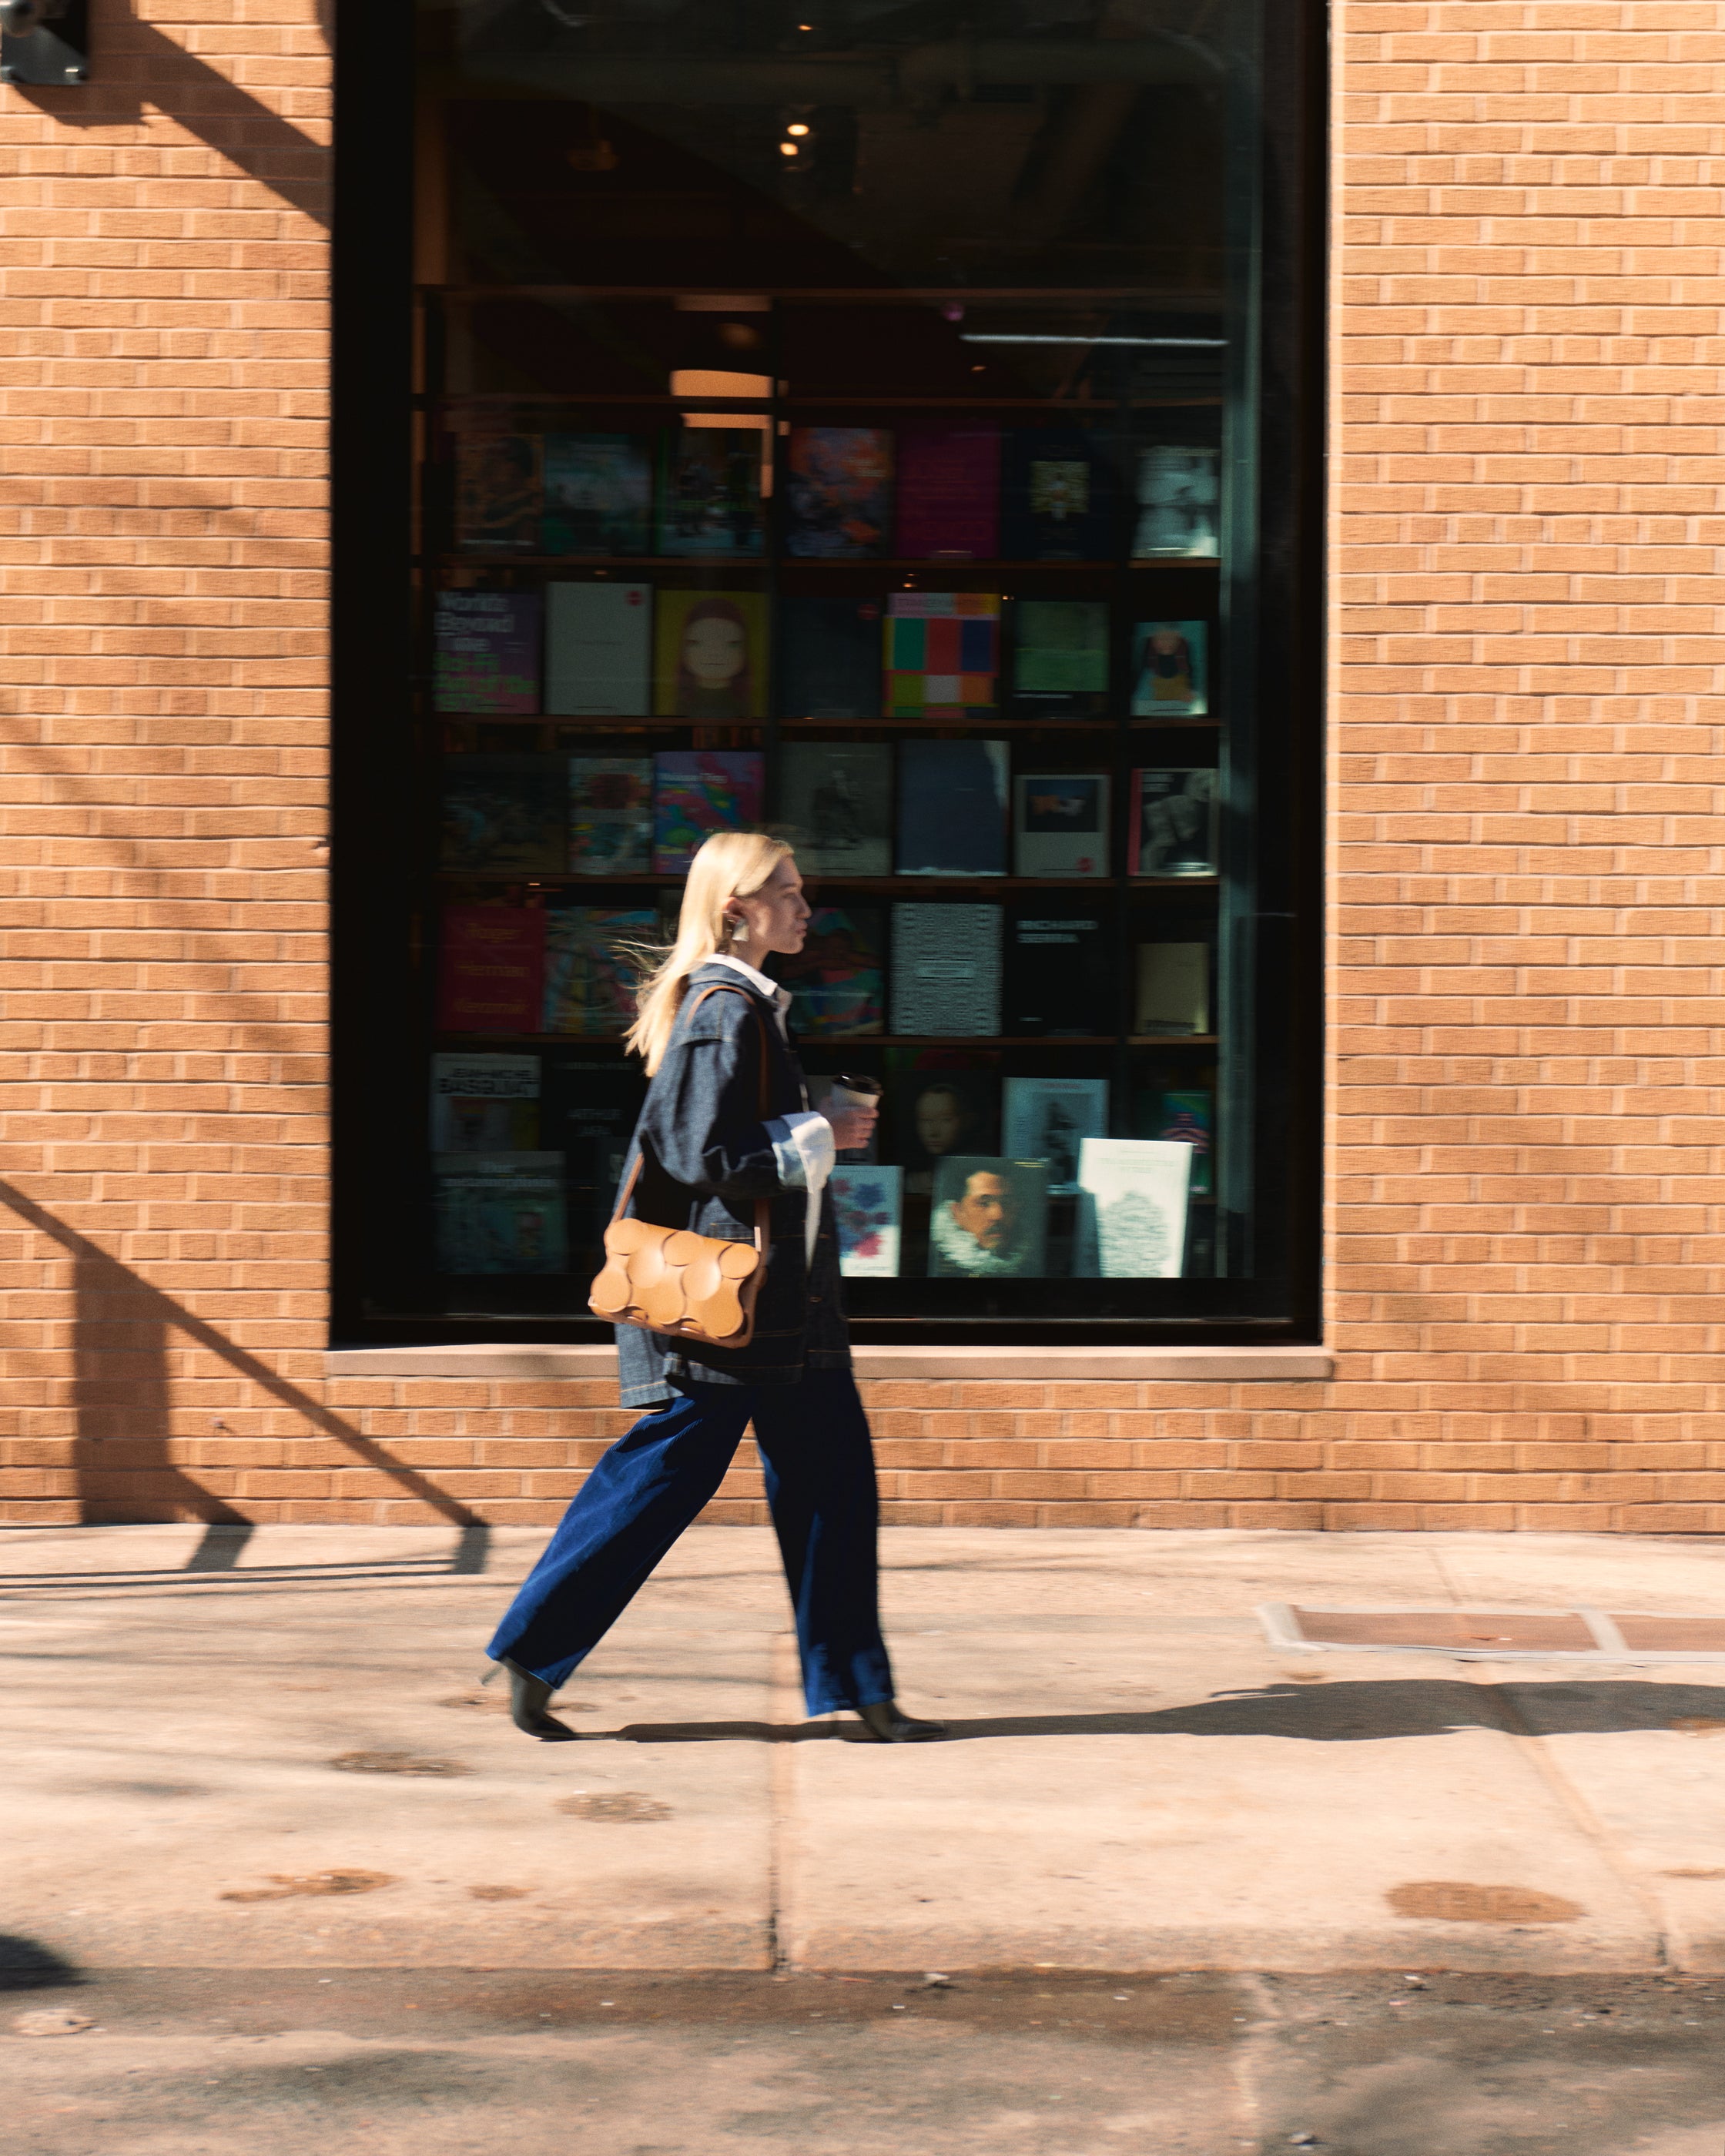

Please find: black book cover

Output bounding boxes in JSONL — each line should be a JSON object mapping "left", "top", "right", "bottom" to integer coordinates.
{"left": 1000, "top": 428, "right": 1116, "bottom": 561}
{"left": 541, "top": 1056, "right": 648, "bottom": 1260}
{"left": 440, "top": 755, "right": 564, "bottom": 875}
{"left": 780, "top": 596, "right": 884, "bottom": 719}
{"left": 896, "top": 738, "right": 1008, "bottom": 876}
{"left": 1003, "top": 907, "right": 1115, "bottom": 1037}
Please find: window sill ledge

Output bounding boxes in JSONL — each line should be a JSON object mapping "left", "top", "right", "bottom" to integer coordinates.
{"left": 324, "top": 1343, "right": 1333, "bottom": 1383}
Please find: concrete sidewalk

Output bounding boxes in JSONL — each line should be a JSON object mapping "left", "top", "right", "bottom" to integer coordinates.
{"left": 6, "top": 1525, "right": 1725, "bottom": 1976}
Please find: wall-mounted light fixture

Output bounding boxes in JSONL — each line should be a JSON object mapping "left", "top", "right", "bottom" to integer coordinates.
{"left": 0, "top": 0, "right": 88, "bottom": 82}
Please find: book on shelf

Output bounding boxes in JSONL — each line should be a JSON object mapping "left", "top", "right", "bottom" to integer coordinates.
{"left": 545, "top": 582, "right": 651, "bottom": 715}
{"left": 657, "top": 429, "right": 764, "bottom": 555}
{"left": 433, "top": 591, "right": 542, "bottom": 715}
{"left": 1129, "top": 768, "right": 1219, "bottom": 875}
{"left": 651, "top": 750, "right": 766, "bottom": 872}
{"left": 1003, "top": 907, "right": 1113, "bottom": 1037}
{"left": 453, "top": 434, "right": 541, "bottom": 553}
{"left": 429, "top": 1052, "right": 541, "bottom": 1152}
{"left": 541, "top": 904, "right": 655, "bottom": 1038}
{"left": 1132, "top": 445, "right": 1221, "bottom": 561}
{"left": 435, "top": 905, "right": 546, "bottom": 1034}
{"left": 771, "top": 905, "right": 885, "bottom": 1039}
{"left": 928, "top": 1155, "right": 1049, "bottom": 1278}
{"left": 806, "top": 1075, "right": 879, "bottom": 1161}
{"left": 779, "top": 595, "right": 884, "bottom": 719}
{"left": 884, "top": 1050, "right": 1001, "bottom": 1184}
{"left": 895, "top": 426, "right": 1001, "bottom": 559}
{"left": 777, "top": 742, "right": 893, "bottom": 875}
{"left": 1130, "top": 621, "right": 1208, "bottom": 718}
{"left": 1013, "top": 772, "right": 1110, "bottom": 878}
{"left": 830, "top": 1165, "right": 903, "bottom": 1277}
{"left": 654, "top": 588, "right": 768, "bottom": 719}
{"left": 541, "top": 1053, "right": 648, "bottom": 1254}
{"left": 896, "top": 738, "right": 1008, "bottom": 875}
{"left": 568, "top": 755, "right": 653, "bottom": 874}
{"left": 884, "top": 591, "right": 1000, "bottom": 719}
{"left": 433, "top": 1152, "right": 568, "bottom": 1274}
{"left": 542, "top": 433, "right": 655, "bottom": 557}
{"left": 1010, "top": 598, "right": 1110, "bottom": 717}
{"left": 889, "top": 902, "right": 1002, "bottom": 1036}
{"left": 439, "top": 755, "right": 564, "bottom": 875}
{"left": 1136, "top": 1085, "right": 1212, "bottom": 1196}
{"left": 1134, "top": 942, "right": 1211, "bottom": 1036}
{"left": 784, "top": 427, "right": 893, "bottom": 558}
{"left": 1075, "top": 1137, "right": 1192, "bottom": 1278}
{"left": 1002, "top": 1075, "right": 1110, "bottom": 1194}
{"left": 1000, "top": 427, "right": 1116, "bottom": 560}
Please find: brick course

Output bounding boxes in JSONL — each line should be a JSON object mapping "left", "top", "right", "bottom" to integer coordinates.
{"left": 2, "top": 1, "right": 1723, "bottom": 1532}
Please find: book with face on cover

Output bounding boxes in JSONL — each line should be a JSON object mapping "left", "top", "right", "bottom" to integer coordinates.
{"left": 542, "top": 434, "right": 655, "bottom": 557}
{"left": 1131, "top": 444, "right": 1221, "bottom": 560}
{"left": 778, "top": 743, "right": 893, "bottom": 875}
{"left": 896, "top": 738, "right": 1008, "bottom": 876}
{"left": 779, "top": 595, "right": 885, "bottom": 718}
{"left": 430, "top": 1053, "right": 541, "bottom": 1152}
{"left": 567, "top": 756, "right": 653, "bottom": 874}
{"left": 657, "top": 429, "right": 765, "bottom": 555}
{"left": 433, "top": 591, "right": 542, "bottom": 715}
{"left": 1011, "top": 598, "right": 1110, "bottom": 717}
{"left": 433, "top": 1153, "right": 568, "bottom": 1275}
{"left": 928, "top": 1156, "right": 1049, "bottom": 1278}
{"left": 1003, "top": 908, "right": 1113, "bottom": 1038}
{"left": 1129, "top": 768, "right": 1220, "bottom": 876}
{"left": 541, "top": 904, "right": 655, "bottom": 1038}
{"left": 545, "top": 582, "right": 651, "bottom": 715}
{"left": 889, "top": 902, "right": 1002, "bottom": 1036}
{"left": 769, "top": 906, "right": 885, "bottom": 1038}
{"left": 1130, "top": 621, "right": 1208, "bottom": 718}
{"left": 884, "top": 592, "right": 1000, "bottom": 719}
{"left": 1075, "top": 1137, "right": 1192, "bottom": 1278}
{"left": 651, "top": 751, "right": 765, "bottom": 873}
{"left": 829, "top": 1165, "right": 903, "bottom": 1277}
{"left": 435, "top": 905, "right": 546, "bottom": 1034}
{"left": 1000, "top": 427, "right": 1115, "bottom": 560}
{"left": 895, "top": 427, "right": 1001, "bottom": 559}
{"left": 440, "top": 755, "right": 564, "bottom": 875}
{"left": 885, "top": 1051, "right": 1001, "bottom": 1183}
{"left": 454, "top": 434, "right": 541, "bottom": 552}
{"left": 654, "top": 588, "right": 768, "bottom": 719}
{"left": 784, "top": 427, "right": 893, "bottom": 558}
{"left": 1002, "top": 1076, "right": 1109, "bottom": 1195}
{"left": 1013, "top": 772, "right": 1110, "bottom": 878}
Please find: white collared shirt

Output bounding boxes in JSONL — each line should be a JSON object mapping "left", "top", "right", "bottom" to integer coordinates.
{"left": 706, "top": 952, "right": 833, "bottom": 1265}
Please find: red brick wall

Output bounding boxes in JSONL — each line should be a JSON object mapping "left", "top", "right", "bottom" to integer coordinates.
{"left": 5, "top": 0, "right": 1723, "bottom": 1532}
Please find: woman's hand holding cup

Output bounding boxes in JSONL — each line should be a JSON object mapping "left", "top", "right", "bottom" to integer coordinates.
{"left": 823, "top": 1075, "right": 882, "bottom": 1155}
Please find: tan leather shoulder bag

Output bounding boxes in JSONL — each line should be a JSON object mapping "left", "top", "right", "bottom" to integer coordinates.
{"left": 588, "top": 984, "right": 772, "bottom": 1350}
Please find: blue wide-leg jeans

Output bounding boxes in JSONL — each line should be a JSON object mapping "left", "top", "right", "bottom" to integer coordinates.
{"left": 486, "top": 1367, "right": 894, "bottom": 1716}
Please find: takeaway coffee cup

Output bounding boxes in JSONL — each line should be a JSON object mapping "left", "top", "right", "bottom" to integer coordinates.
{"left": 829, "top": 1073, "right": 883, "bottom": 1114}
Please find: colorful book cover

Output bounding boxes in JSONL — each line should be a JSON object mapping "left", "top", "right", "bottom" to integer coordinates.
{"left": 657, "top": 429, "right": 765, "bottom": 555}
{"left": 1131, "top": 445, "right": 1221, "bottom": 560}
{"left": 435, "top": 906, "right": 546, "bottom": 1034}
{"left": 1075, "top": 1137, "right": 1192, "bottom": 1278}
{"left": 830, "top": 1165, "right": 903, "bottom": 1277}
{"left": 433, "top": 1153, "right": 568, "bottom": 1274}
{"left": 1012, "top": 598, "right": 1110, "bottom": 716}
{"left": 568, "top": 755, "right": 653, "bottom": 874}
{"left": 778, "top": 743, "right": 893, "bottom": 875}
{"left": 1002, "top": 1076, "right": 1109, "bottom": 1194}
{"left": 1000, "top": 428, "right": 1115, "bottom": 560}
{"left": 653, "top": 588, "right": 768, "bottom": 719}
{"left": 542, "top": 433, "right": 654, "bottom": 557}
{"left": 1013, "top": 772, "right": 1110, "bottom": 879}
{"left": 784, "top": 427, "right": 893, "bottom": 557}
{"left": 439, "top": 755, "right": 564, "bottom": 875}
{"left": 541, "top": 904, "right": 655, "bottom": 1038}
{"left": 430, "top": 1053, "right": 541, "bottom": 1152}
{"left": 1129, "top": 768, "right": 1219, "bottom": 875}
{"left": 545, "top": 582, "right": 651, "bottom": 715}
{"left": 896, "top": 738, "right": 1008, "bottom": 876}
{"left": 453, "top": 434, "right": 541, "bottom": 553}
{"left": 1130, "top": 621, "right": 1208, "bottom": 717}
{"left": 889, "top": 903, "right": 1002, "bottom": 1036}
{"left": 1141, "top": 1086, "right": 1212, "bottom": 1196}
{"left": 884, "top": 591, "right": 1000, "bottom": 718}
{"left": 651, "top": 750, "right": 765, "bottom": 873}
{"left": 928, "top": 1156, "right": 1049, "bottom": 1278}
{"left": 1003, "top": 908, "right": 1113, "bottom": 1037}
{"left": 895, "top": 427, "right": 1001, "bottom": 559}
{"left": 433, "top": 591, "right": 542, "bottom": 715}
{"left": 780, "top": 595, "right": 884, "bottom": 718}
{"left": 772, "top": 906, "right": 885, "bottom": 1038}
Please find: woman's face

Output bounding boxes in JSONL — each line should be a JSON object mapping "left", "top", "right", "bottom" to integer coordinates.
{"left": 726, "top": 855, "right": 810, "bottom": 959}
{"left": 684, "top": 616, "right": 747, "bottom": 689}
{"left": 915, "top": 1088, "right": 967, "bottom": 1156}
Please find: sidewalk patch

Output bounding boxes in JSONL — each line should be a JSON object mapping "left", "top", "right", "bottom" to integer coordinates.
{"left": 1386, "top": 1882, "right": 1583, "bottom": 1925}
{"left": 1258, "top": 1605, "right": 1725, "bottom": 1662}
{"left": 556, "top": 1792, "right": 671, "bottom": 1822}
{"left": 220, "top": 1870, "right": 397, "bottom": 1903}
{"left": 329, "top": 1751, "right": 471, "bottom": 1776}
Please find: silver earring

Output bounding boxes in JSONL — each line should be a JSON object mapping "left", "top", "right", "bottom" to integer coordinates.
{"left": 730, "top": 920, "right": 749, "bottom": 947}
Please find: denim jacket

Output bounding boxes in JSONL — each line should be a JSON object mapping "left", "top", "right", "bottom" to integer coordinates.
{"left": 614, "top": 961, "right": 851, "bottom": 1406}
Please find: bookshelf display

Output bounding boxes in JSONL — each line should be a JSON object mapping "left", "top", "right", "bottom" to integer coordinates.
{"left": 358, "top": 0, "right": 1318, "bottom": 1334}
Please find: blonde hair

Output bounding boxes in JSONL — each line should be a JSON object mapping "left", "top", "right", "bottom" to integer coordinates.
{"left": 625, "top": 829, "right": 794, "bottom": 1074}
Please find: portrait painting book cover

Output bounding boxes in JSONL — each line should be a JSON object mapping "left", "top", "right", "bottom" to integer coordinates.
{"left": 927, "top": 1157, "right": 1049, "bottom": 1279}
{"left": 653, "top": 589, "right": 768, "bottom": 720}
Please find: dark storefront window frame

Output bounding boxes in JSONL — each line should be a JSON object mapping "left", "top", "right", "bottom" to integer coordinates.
{"left": 330, "top": 0, "right": 1327, "bottom": 1348}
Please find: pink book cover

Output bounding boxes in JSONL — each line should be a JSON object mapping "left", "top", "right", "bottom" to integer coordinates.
{"left": 894, "top": 427, "right": 1001, "bottom": 560}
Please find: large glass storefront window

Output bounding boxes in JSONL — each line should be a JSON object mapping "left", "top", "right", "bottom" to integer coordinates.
{"left": 335, "top": 0, "right": 1321, "bottom": 1343}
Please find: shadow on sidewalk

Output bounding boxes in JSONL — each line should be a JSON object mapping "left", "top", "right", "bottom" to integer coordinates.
{"left": 605, "top": 1677, "right": 1725, "bottom": 1746}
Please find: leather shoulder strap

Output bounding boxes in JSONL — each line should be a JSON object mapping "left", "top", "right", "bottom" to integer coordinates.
{"left": 607, "top": 982, "right": 775, "bottom": 1229}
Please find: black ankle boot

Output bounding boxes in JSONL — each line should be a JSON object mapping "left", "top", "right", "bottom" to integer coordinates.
{"left": 841, "top": 1699, "right": 947, "bottom": 1743}
{"left": 484, "top": 1657, "right": 577, "bottom": 1741}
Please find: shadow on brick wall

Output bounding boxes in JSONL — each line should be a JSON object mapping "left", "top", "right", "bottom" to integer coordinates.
{"left": 2, "top": 1181, "right": 476, "bottom": 1529}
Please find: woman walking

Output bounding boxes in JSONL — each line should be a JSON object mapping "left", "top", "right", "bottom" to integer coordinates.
{"left": 485, "top": 830, "right": 943, "bottom": 1745}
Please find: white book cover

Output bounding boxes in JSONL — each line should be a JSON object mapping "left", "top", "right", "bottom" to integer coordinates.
{"left": 1001, "top": 1076, "right": 1109, "bottom": 1194}
{"left": 889, "top": 904, "right": 1001, "bottom": 1036}
{"left": 1013, "top": 772, "right": 1110, "bottom": 878}
{"left": 1135, "top": 943, "right": 1210, "bottom": 1036}
{"left": 429, "top": 1053, "right": 541, "bottom": 1151}
{"left": 1076, "top": 1137, "right": 1192, "bottom": 1279}
{"left": 546, "top": 581, "right": 651, "bottom": 715}
{"left": 830, "top": 1164, "right": 902, "bottom": 1277}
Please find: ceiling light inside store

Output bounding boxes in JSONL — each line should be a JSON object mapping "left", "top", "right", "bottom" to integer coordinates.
{"left": 786, "top": 122, "right": 809, "bottom": 136}
{"left": 779, "top": 140, "right": 799, "bottom": 156}
{"left": 960, "top": 333, "right": 1226, "bottom": 349}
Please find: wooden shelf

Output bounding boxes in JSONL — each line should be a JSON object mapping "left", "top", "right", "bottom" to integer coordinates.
{"left": 436, "top": 1032, "right": 1218, "bottom": 1049}
{"left": 424, "top": 392, "right": 1221, "bottom": 412}
{"left": 434, "top": 872, "right": 1221, "bottom": 890}
{"left": 431, "top": 553, "right": 1221, "bottom": 571}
